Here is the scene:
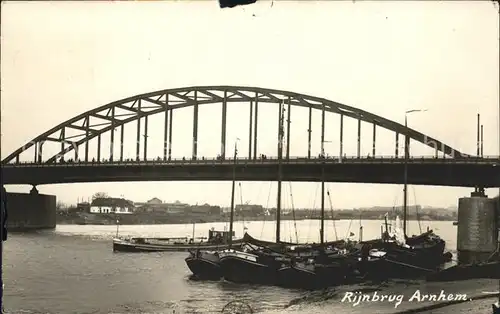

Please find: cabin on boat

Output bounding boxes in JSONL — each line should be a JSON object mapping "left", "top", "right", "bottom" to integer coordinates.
{"left": 90, "top": 197, "right": 135, "bottom": 214}
{"left": 207, "top": 229, "right": 235, "bottom": 243}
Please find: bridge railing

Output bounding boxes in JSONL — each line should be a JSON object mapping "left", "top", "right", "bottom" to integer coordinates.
{"left": 2, "top": 155, "right": 499, "bottom": 167}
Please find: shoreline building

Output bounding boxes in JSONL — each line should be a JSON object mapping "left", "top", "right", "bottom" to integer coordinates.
{"left": 90, "top": 197, "right": 135, "bottom": 214}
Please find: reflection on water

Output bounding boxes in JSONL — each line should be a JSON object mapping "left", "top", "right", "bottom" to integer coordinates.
{"left": 2, "top": 220, "right": 497, "bottom": 313}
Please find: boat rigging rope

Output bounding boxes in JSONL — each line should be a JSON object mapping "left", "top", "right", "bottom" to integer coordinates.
{"left": 326, "top": 189, "right": 338, "bottom": 241}
{"left": 283, "top": 184, "right": 292, "bottom": 243}
{"left": 261, "top": 181, "right": 273, "bottom": 239}
{"left": 238, "top": 183, "right": 246, "bottom": 235}
{"left": 412, "top": 185, "right": 422, "bottom": 234}
{"left": 344, "top": 215, "right": 354, "bottom": 241}
{"left": 288, "top": 182, "right": 299, "bottom": 244}
{"left": 307, "top": 184, "right": 319, "bottom": 242}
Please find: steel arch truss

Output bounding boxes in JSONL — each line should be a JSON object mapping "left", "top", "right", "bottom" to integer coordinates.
{"left": 2, "top": 86, "right": 467, "bottom": 164}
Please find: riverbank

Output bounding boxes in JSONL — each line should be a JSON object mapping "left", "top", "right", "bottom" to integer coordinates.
{"left": 56, "top": 211, "right": 455, "bottom": 225}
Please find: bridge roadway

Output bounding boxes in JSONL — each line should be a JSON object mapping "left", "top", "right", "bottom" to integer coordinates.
{"left": 2, "top": 155, "right": 499, "bottom": 187}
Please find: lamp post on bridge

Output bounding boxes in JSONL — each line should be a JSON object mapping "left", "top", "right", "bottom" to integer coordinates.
{"left": 403, "top": 109, "right": 427, "bottom": 236}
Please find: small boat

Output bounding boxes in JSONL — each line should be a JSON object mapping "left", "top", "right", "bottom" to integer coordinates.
{"left": 113, "top": 229, "right": 241, "bottom": 253}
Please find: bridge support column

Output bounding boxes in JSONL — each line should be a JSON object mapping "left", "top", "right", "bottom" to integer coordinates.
{"left": 248, "top": 101, "right": 253, "bottom": 159}
{"left": 110, "top": 107, "right": 115, "bottom": 161}
{"left": 307, "top": 106, "right": 312, "bottom": 159}
{"left": 60, "top": 128, "right": 65, "bottom": 161}
{"left": 38, "top": 141, "right": 44, "bottom": 163}
{"left": 144, "top": 115, "right": 149, "bottom": 161}
{"left": 278, "top": 102, "right": 282, "bottom": 157}
{"left": 406, "top": 137, "right": 410, "bottom": 158}
{"left": 286, "top": 97, "right": 291, "bottom": 159}
{"left": 4, "top": 191, "right": 56, "bottom": 231}
{"left": 34, "top": 142, "right": 38, "bottom": 163}
{"left": 74, "top": 144, "right": 79, "bottom": 161}
{"left": 357, "top": 118, "right": 361, "bottom": 158}
{"left": 372, "top": 123, "right": 376, "bottom": 156}
{"left": 97, "top": 134, "right": 101, "bottom": 162}
{"left": 192, "top": 91, "right": 198, "bottom": 160}
{"left": 85, "top": 117, "right": 90, "bottom": 162}
{"left": 221, "top": 91, "right": 227, "bottom": 159}
{"left": 120, "top": 124, "right": 124, "bottom": 162}
{"left": 457, "top": 191, "right": 497, "bottom": 264}
{"left": 136, "top": 100, "right": 141, "bottom": 161}
{"left": 395, "top": 132, "right": 399, "bottom": 158}
{"left": 168, "top": 108, "right": 173, "bottom": 160}
{"left": 321, "top": 104, "right": 325, "bottom": 156}
{"left": 339, "top": 114, "right": 343, "bottom": 159}
{"left": 163, "top": 100, "right": 169, "bottom": 161}
{"left": 253, "top": 96, "right": 258, "bottom": 159}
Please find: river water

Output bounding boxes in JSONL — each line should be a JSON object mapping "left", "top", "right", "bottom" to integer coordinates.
{"left": 2, "top": 220, "right": 498, "bottom": 314}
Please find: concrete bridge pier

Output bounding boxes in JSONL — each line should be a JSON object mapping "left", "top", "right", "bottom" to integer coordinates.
{"left": 4, "top": 186, "right": 56, "bottom": 231}
{"left": 456, "top": 189, "right": 498, "bottom": 264}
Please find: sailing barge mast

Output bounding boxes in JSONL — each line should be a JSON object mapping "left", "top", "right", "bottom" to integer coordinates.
{"left": 276, "top": 100, "right": 285, "bottom": 243}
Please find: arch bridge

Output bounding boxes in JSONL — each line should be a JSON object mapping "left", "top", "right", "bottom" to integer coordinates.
{"left": 1, "top": 86, "right": 499, "bottom": 187}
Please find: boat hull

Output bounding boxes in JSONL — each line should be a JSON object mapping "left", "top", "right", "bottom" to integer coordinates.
{"left": 219, "top": 253, "right": 279, "bottom": 285}
{"left": 358, "top": 257, "right": 433, "bottom": 280}
{"left": 113, "top": 238, "right": 243, "bottom": 253}
{"left": 185, "top": 251, "right": 221, "bottom": 280}
{"left": 277, "top": 265, "right": 319, "bottom": 290}
{"left": 426, "top": 261, "right": 500, "bottom": 281}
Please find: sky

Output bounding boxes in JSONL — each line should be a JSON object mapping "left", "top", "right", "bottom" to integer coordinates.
{"left": 1, "top": 1, "right": 499, "bottom": 209}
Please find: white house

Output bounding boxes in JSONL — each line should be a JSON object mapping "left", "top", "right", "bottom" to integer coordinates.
{"left": 90, "top": 197, "right": 135, "bottom": 214}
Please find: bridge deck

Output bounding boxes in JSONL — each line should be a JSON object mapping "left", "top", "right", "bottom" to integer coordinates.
{"left": 2, "top": 155, "right": 499, "bottom": 167}
{"left": 2, "top": 156, "right": 499, "bottom": 187}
